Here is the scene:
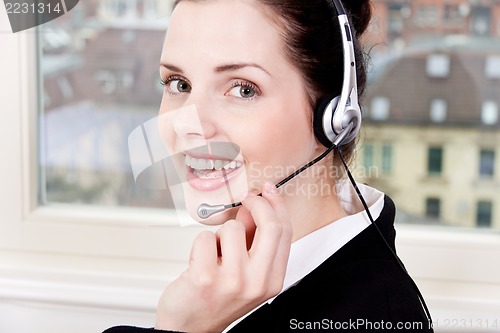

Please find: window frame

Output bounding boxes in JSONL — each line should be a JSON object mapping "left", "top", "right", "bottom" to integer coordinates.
{"left": 427, "top": 146, "right": 444, "bottom": 176}
{"left": 1, "top": 17, "right": 500, "bottom": 319}
{"left": 425, "top": 197, "right": 441, "bottom": 219}
{"left": 479, "top": 149, "right": 495, "bottom": 178}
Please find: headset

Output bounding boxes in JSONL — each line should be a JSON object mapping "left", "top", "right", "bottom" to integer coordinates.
{"left": 313, "top": 0, "right": 362, "bottom": 149}
{"left": 197, "top": 0, "right": 434, "bottom": 327}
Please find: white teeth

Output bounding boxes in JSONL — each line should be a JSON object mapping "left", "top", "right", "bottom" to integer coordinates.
{"left": 184, "top": 155, "right": 242, "bottom": 171}
{"left": 198, "top": 159, "right": 208, "bottom": 170}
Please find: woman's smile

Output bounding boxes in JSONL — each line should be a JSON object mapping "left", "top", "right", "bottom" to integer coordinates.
{"left": 184, "top": 152, "right": 244, "bottom": 191}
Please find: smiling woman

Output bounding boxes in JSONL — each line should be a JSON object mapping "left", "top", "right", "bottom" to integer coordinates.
{"left": 157, "top": 0, "right": 318, "bottom": 228}
{"left": 103, "top": 0, "right": 433, "bottom": 332}
{"left": 2, "top": 0, "right": 500, "bottom": 332}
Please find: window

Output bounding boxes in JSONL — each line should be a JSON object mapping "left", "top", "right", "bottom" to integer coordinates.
{"left": 105, "top": 0, "right": 137, "bottom": 18}
{"left": 477, "top": 201, "right": 493, "bottom": 227}
{"left": 444, "top": 4, "right": 463, "bottom": 24}
{"left": 471, "top": 6, "right": 491, "bottom": 36}
{"left": 416, "top": 5, "right": 439, "bottom": 26}
{"left": 426, "top": 54, "right": 451, "bottom": 78}
{"left": 479, "top": 149, "right": 495, "bottom": 177}
{"left": 370, "top": 96, "right": 390, "bottom": 120}
{"left": 2, "top": 1, "right": 500, "bottom": 330}
{"left": 143, "top": 0, "right": 158, "bottom": 18}
{"left": 387, "top": 4, "right": 405, "bottom": 38}
{"left": 427, "top": 147, "right": 443, "bottom": 176}
{"left": 381, "top": 143, "right": 393, "bottom": 174}
{"left": 429, "top": 99, "right": 447, "bottom": 123}
{"left": 40, "top": 2, "right": 169, "bottom": 208}
{"left": 485, "top": 56, "right": 500, "bottom": 79}
{"left": 482, "top": 101, "right": 499, "bottom": 125}
{"left": 363, "top": 143, "right": 375, "bottom": 169}
{"left": 426, "top": 198, "right": 441, "bottom": 219}
{"left": 95, "top": 70, "right": 116, "bottom": 94}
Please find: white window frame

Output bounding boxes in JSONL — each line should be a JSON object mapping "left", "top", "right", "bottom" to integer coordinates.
{"left": 1, "top": 18, "right": 499, "bottom": 324}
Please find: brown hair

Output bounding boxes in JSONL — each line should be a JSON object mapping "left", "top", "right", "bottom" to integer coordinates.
{"left": 173, "top": 0, "right": 372, "bottom": 170}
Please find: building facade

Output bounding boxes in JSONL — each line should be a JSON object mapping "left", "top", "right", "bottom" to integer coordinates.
{"left": 358, "top": 0, "right": 500, "bottom": 229}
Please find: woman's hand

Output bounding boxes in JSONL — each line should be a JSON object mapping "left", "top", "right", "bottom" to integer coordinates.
{"left": 155, "top": 182, "right": 293, "bottom": 333}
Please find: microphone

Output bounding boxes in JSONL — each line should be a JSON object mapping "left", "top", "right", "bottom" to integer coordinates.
{"left": 197, "top": 123, "right": 353, "bottom": 219}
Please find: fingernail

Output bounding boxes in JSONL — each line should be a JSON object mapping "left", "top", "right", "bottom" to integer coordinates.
{"left": 264, "top": 182, "right": 278, "bottom": 195}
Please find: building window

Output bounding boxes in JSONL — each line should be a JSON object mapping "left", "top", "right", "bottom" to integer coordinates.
{"left": 426, "top": 54, "right": 451, "bottom": 78}
{"left": 430, "top": 99, "right": 447, "bottom": 123}
{"left": 476, "top": 201, "right": 493, "bottom": 227}
{"left": 363, "top": 143, "right": 375, "bottom": 169}
{"left": 426, "top": 198, "right": 441, "bottom": 219}
{"left": 387, "top": 4, "right": 405, "bottom": 38}
{"left": 95, "top": 70, "right": 116, "bottom": 94}
{"left": 485, "top": 56, "right": 500, "bottom": 79}
{"left": 40, "top": 3, "right": 167, "bottom": 209}
{"left": 444, "top": 4, "right": 463, "bottom": 24}
{"left": 416, "top": 5, "right": 439, "bottom": 26}
{"left": 370, "top": 96, "right": 390, "bottom": 120}
{"left": 479, "top": 149, "right": 495, "bottom": 177}
{"left": 471, "top": 6, "right": 491, "bottom": 36}
{"left": 382, "top": 143, "right": 393, "bottom": 174}
{"left": 481, "top": 101, "right": 499, "bottom": 125}
{"left": 143, "top": 0, "right": 157, "bottom": 18}
{"left": 117, "top": 71, "right": 134, "bottom": 90}
{"left": 428, "top": 147, "right": 443, "bottom": 175}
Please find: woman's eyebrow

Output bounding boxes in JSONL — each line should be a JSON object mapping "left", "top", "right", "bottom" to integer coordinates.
{"left": 214, "top": 63, "right": 272, "bottom": 77}
{"left": 160, "top": 62, "right": 272, "bottom": 77}
{"left": 160, "top": 62, "right": 184, "bottom": 73}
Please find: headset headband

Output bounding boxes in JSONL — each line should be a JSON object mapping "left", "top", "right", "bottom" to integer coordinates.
{"left": 321, "top": 0, "right": 361, "bottom": 146}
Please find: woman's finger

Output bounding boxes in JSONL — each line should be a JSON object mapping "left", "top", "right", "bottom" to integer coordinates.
{"left": 217, "top": 220, "right": 248, "bottom": 269}
{"left": 235, "top": 204, "right": 257, "bottom": 251}
{"left": 241, "top": 184, "right": 288, "bottom": 269}
{"left": 189, "top": 231, "right": 219, "bottom": 285}
{"left": 262, "top": 185, "right": 293, "bottom": 281}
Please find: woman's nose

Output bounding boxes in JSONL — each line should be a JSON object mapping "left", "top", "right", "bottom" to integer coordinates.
{"left": 171, "top": 103, "right": 216, "bottom": 140}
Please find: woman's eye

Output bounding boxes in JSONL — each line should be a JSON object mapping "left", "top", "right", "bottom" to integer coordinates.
{"left": 163, "top": 78, "right": 191, "bottom": 94}
{"left": 227, "top": 84, "right": 258, "bottom": 99}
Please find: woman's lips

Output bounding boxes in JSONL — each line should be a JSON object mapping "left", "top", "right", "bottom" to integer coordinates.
{"left": 185, "top": 154, "right": 243, "bottom": 191}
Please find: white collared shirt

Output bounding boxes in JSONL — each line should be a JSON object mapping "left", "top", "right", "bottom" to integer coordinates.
{"left": 223, "top": 181, "right": 385, "bottom": 332}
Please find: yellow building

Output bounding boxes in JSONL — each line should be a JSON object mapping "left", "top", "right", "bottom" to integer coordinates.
{"left": 357, "top": 47, "right": 500, "bottom": 229}
{"left": 357, "top": 124, "right": 500, "bottom": 229}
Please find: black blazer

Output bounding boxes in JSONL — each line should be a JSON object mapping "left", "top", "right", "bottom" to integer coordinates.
{"left": 104, "top": 196, "right": 434, "bottom": 333}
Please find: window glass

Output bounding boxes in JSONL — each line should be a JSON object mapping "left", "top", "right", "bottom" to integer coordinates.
{"left": 362, "top": 0, "right": 500, "bottom": 230}
{"left": 370, "top": 96, "right": 390, "bottom": 120}
{"left": 479, "top": 150, "right": 495, "bottom": 177}
{"left": 481, "top": 101, "right": 499, "bottom": 125}
{"left": 426, "top": 54, "right": 450, "bottom": 78}
{"left": 38, "top": 0, "right": 500, "bottom": 231}
{"left": 40, "top": 0, "right": 174, "bottom": 208}
{"left": 429, "top": 99, "right": 447, "bottom": 123}
{"left": 477, "top": 201, "right": 493, "bottom": 227}
{"left": 427, "top": 147, "right": 443, "bottom": 176}
{"left": 381, "top": 144, "right": 392, "bottom": 174}
{"left": 363, "top": 143, "right": 375, "bottom": 169}
{"left": 425, "top": 198, "right": 441, "bottom": 219}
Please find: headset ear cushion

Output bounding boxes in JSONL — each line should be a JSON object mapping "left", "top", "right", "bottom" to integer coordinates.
{"left": 313, "top": 95, "right": 338, "bottom": 148}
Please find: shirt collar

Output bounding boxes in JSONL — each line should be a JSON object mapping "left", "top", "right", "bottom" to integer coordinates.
{"left": 223, "top": 181, "right": 385, "bottom": 332}
{"left": 271, "top": 180, "right": 385, "bottom": 302}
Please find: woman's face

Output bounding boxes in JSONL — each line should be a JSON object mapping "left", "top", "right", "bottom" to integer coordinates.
{"left": 159, "top": 0, "right": 320, "bottom": 225}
